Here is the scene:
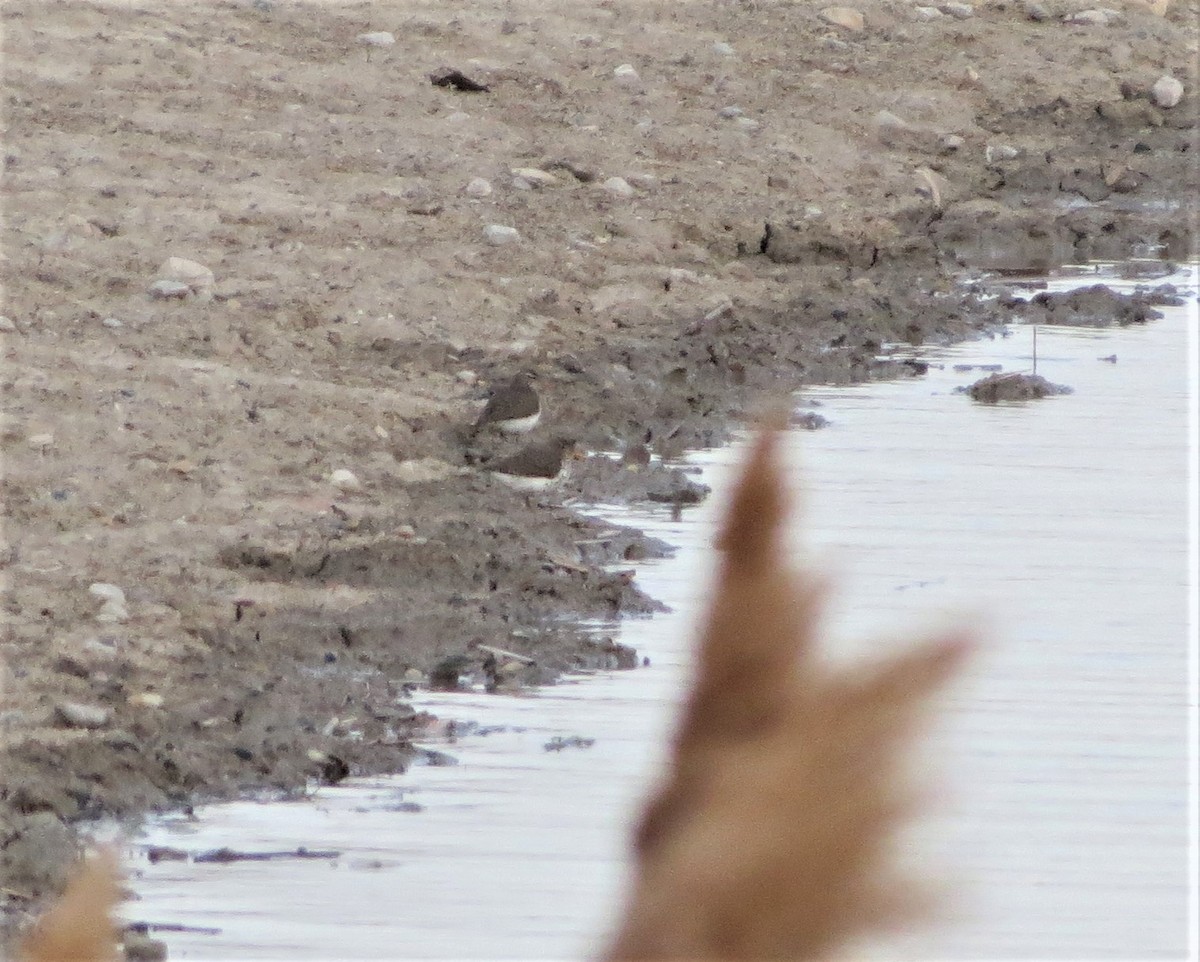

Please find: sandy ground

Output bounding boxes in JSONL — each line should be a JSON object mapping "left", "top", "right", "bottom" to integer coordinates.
{"left": 1, "top": 0, "right": 1196, "bottom": 946}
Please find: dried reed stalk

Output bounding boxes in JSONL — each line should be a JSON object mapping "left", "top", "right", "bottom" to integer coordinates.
{"left": 605, "top": 427, "right": 969, "bottom": 961}
{"left": 18, "top": 850, "right": 119, "bottom": 962}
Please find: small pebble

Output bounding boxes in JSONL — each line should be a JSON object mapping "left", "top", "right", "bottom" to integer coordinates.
{"left": 128, "top": 692, "right": 165, "bottom": 709}
{"left": 914, "top": 6, "right": 944, "bottom": 18}
{"left": 89, "top": 582, "right": 129, "bottom": 623}
{"left": 483, "top": 224, "right": 521, "bottom": 245}
{"left": 601, "top": 177, "right": 636, "bottom": 197}
{"left": 941, "top": 1, "right": 974, "bottom": 17}
{"left": 939, "top": 133, "right": 965, "bottom": 152}
{"left": 613, "top": 63, "right": 640, "bottom": 87}
{"left": 27, "top": 432, "right": 55, "bottom": 451}
{"left": 357, "top": 31, "right": 396, "bottom": 48}
{"left": 819, "top": 6, "right": 866, "bottom": 30}
{"left": 985, "top": 143, "right": 1021, "bottom": 162}
{"left": 718, "top": 105, "right": 745, "bottom": 119}
{"left": 156, "top": 256, "right": 214, "bottom": 297}
{"left": 465, "top": 177, "right": 493, "bottom": 197}
{"left": 0, "top": 315, "right": 15, "bottom": 332}
{"left": 56, "top": 701, "right": 112, "bottom": 730}
{"left": 1064, "top": 8, "right": 1114, "bottom": 23}
{"left": 511, "top": 167, "right": 558, "bottom": 189}
{"left": 1151, "top": 75, "right": 1183, "bottom": 108}
{"left": 329, "top": 468, "right": 362, "bottom": 492}
{"left": 712, "top": 41, "right": 735, "bottom": 56}
{"left": 1025, "top": 1, "right": 1051, "bottom": 18}
{"left": 101, "top": 317, "right": 123, "bottom": 328}
{"left": 89, "top": 582, "right": 125, "bottom": 604}
{"left": 874, "top": 109, "right": 909, "bottom": 131}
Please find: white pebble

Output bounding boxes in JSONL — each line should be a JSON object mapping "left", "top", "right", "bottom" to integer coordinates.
{"left": 985, "top": 143, "right": 1021, "bottom": 162}
{"left": 1064, "top": 8, "right": 1113, "bottom": 23}
{"left": 56, "top": 702, "right": 112, "bottom": 729}
{"left": 874, "top": 109, "right": 909, "bottom": 130}
{"left": 128, "top": 692, "right": 165, "bottom": 709}
{"left": 511, "top": 167, "right": 558, "bottom": 187}
{"left": 718, "top": 105, "right": 745, "bottom": 119}
{"left": 89, "top": 582, "right": 128, "bottom": 623}
{"left": 941, "top": 2, "right": 974, "bottom": 17}
{"left": 0, "top": 316, "right": 15, "bottom": 332}
{"left": 601, "top": 176, "right": 636, "bottom": 197}
{"left": 329, "top": 468, "right": 362, "bottom": 492}
{"left": 157, "top": 256, "right": 214, "bottom": 297}
{"left": 818, "top": 6, "right": 866, "bottom": 30}
{"left": 712, "top": 41, "right": 736, "bottom": 56}
{"left": 27, "top": 432, "right": 55, "bottom": 451}
{"left": 483, "top": 224, "right": 521, "bottom": 245}
{"left": 465, "top": 177, "right": 493, "bottom": 197}
{"left": 913, "top": 5, "right": 944, "bottom": 18}
{"left": 1152, "top": 75, "right": 1184, "bottom": 108}
{"left": 357, "top": 31, "right": 396, "bottom": 47}
{"left": 102, "top": 317, "right": 123, "bottom": 329}
{"left": 613, "top": 63, "right": 641, "bottom": 87}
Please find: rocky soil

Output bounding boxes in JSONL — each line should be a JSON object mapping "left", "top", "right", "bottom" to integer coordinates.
{"left": 1, "top": 0, "right": 1196, "bottom": 947}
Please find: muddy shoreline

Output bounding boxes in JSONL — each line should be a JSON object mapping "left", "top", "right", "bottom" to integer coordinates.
{"left": 2, "top": 0, "right": 1196, "bottom": 947}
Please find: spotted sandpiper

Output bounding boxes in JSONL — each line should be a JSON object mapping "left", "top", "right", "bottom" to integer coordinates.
{"left": 473, "top": 371, "right": 540, "bottom": 435}
{"left": 486, "top": 436, "right": 578, "bottom": 491}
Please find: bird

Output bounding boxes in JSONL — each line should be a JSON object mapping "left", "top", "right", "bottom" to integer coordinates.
{"left": 621, "top": 429, "right": 653, "bottom": 470}
{"left": 473, "top": 371, "right": 540, "bottom": 435}
{"left": 485, "top": 436, "right": 578, "bottom": 491}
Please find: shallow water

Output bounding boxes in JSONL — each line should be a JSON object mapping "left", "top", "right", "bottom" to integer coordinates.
{"left": 126, "top": 263, "right": 1197, "bottom": 960}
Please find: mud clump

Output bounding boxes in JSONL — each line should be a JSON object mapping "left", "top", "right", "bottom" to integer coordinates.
{"left": 1019, "top": 283, "right": 1179, "bottom": 326}
{"left": 965, "top": 372, "right": 1073, "bottom": 403}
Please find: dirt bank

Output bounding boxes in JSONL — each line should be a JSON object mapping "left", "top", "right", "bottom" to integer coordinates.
{"left": 1, "top": 0, "right": 1196, "bottom": 945}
